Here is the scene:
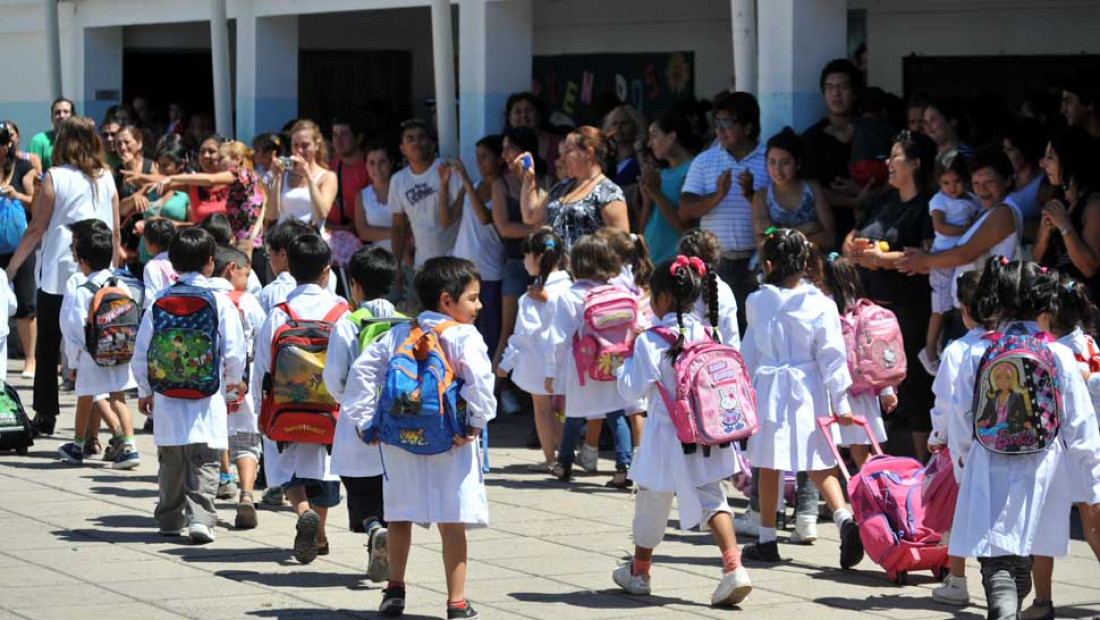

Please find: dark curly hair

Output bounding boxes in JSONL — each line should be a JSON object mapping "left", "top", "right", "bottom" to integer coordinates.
{"left": 1050, "top": 272, "right": 1098, "bottom": 336}
{"left": 970, "top": 257, "right": 1060, "bottom": 325}
{"left": 760, "top": 228, "right": 815, "bottom": 287}
{"left": 650, "top": 257, "right": 704, "bottom": 361}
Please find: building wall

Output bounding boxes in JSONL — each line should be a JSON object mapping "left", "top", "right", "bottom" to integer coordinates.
{"left": 0, "top": 1, "right": 54, "bottom": 141}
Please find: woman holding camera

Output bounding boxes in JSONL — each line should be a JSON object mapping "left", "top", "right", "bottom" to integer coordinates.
{"left": 270, "top": 120, "right": 338, "bottom": 228}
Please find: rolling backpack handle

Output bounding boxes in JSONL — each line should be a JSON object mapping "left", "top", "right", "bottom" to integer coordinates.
{"left": 816, "top": 415, "right": 883, "bottom": 482}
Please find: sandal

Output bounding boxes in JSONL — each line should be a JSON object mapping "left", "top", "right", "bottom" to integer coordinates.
{"left": 605, "top": 470, "right": 632, "bottom": 489}
{"left": 317, "top": 540, "right": 330, "bottom": 556}
{"left": 550, "top": 462, "right": 572, "bottom": 481}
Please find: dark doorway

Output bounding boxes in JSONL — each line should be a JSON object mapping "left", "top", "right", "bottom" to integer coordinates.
{"left": 123, "top": 50, "right": 215, "bottom": 128}
{"left": 298, "top": 50, "right": 413, "bottom": 138}
{"left": 903, "top": 54, "right": 1100, "bottom": 110}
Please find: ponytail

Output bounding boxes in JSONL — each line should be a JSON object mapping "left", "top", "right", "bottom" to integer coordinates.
{"left": 821, "top": 252, "right": 866, "bottom": 316}
{"left": 1051, "top": 273, "right": 1098, "bottom": 336}
{"left": 651, "top": 256, "right": 705, "bottom": 362}
{"left": 522, "top": 227, "right": 567, "bottom": 292}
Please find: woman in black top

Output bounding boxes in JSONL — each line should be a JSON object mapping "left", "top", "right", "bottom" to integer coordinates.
{"left": 0, "top": 122, "right": 38, "bottom": 378}
{"left": 842, "top": 131, "right": 937, "bottom": 461}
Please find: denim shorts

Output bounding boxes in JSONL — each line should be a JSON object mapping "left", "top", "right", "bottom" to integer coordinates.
{"left": 284, "top": 476, "right": 342, "bottom": 508}
{"left": 502, "top": 258, "right": 533, "bottom": 297}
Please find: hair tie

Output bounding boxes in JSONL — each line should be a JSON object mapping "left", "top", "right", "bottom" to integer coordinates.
{"left": 630, "top": 233, "right": 638, "bottom": 242}
{"left": 1039, "top": 266, "right": 1048, "bottom": 274}
{"left": 688, "top": 256, "right": 707, "bottom": 277}
{"left": 671, "top": 255, "right": 690, "bottom": 275}
{"left": 1066, "top": 279, "right": 1077, "bottom": 291}
{"left": 671, "top": 255, "right": 706, "bottom": 278}
{"left": 827, "top": 251, "right": 839, "bottom": 263}
{"left": 999, "top": 256, "right": 1010, "bottom": 266}
{"left": 764, "top": 226, "right": 779, "bottom": 238}
{"left": 544, "top": 239, "right": 556, "bottom": 250}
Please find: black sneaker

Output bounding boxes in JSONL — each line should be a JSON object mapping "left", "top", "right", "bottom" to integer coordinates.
{"left": 379, "top": 586, "right": 406, "bottom": 617}
{"left": 33, "top": 416, "right": 56, "bottom": 437}
{"left": 741, "top": 540, "right": 783, "bottom": 563}
{"left": 839, "top": 519, "right": 865, "bottom": 569}
{"left": 551, "top": 462, "right": 572, "bottom": 482}
{"left": 447, "top": 603, "right": 480, "bottom": 619}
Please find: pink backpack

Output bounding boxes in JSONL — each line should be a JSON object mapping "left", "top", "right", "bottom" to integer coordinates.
{"left": 841, "top": 299, "right": 906, "bottom": 395}
{"left": 653, "top": 328, "right": 757, "bottom": 450}
{"left": 921, "top": 448, "right": 959, "bottom": 534}
{"left": 572, "top": 284, "right": 639, "bottom": 385}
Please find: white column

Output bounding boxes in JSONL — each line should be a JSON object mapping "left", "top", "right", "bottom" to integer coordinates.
{"left": 44, "top": 0, "right": 62, "bottom": 100}
{"left": 210, "top": 0, "right": 234, "bottom": 137}
{"left": 730, "top": 0, "right": 756, "bottom": 95}
{"left": 756, "top": 0, "right": 845, "bottom": 138}
{"left": 81, "top": 27, "right": 123, "bottom": 125}
{"left": 236, "top": 13, "right": 297, "bottom": 143}
{"left": 431, "top": 0, "right": 458, "bottom": 158}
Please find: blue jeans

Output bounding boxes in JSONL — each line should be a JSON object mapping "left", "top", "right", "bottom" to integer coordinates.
{"left": 558, "top": 411, "right": 633, "bottom": 471}
{"left": 979, "top": 556, "right": 1033, "bottom": 620}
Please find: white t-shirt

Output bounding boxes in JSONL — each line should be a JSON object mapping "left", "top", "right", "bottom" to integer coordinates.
{"left": 387, "top": 159, "right": 461, "bottom": 266}
{"left": 278, "top": 169, "right": 326, "bottom": 227}
{"left": 453, "top": 194, "right": 504, "bottom": 281}
{"left": 38, "top": 166, "right": 117, "bottom": 295}
{"left": 360, "top": 185, "right": 392, "bottom": 252}
{"left": 929, "top": 190, "right": 980, "bottom": 252}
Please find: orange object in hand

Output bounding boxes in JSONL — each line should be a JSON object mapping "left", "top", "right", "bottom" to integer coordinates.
{"left": 878, "top": 241, "right": 890, "bottom": 252}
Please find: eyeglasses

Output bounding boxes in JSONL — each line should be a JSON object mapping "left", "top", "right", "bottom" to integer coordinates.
{"left": 714, "top": 117, "right": 742, "bottom": 130}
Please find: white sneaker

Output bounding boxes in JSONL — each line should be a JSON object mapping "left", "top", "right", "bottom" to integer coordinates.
{"left": 918, "top": 348, "right": 941, "bottom": 377}
{"left": 612, "top": 561, "right": 651, "bottom": 595}
{"left": 931, "top": 574, "right": 969, "bottom": 606}
{"left": 577, "top": 444, "right": 599, "bottom": 473}
{"left": 790, "top": 515, "right": 818, "bottom": 544}
{"left": 733, "top": 509, "right": 761, "bottom": 537}
{"left": 711, "top": 566, "right": 752, "bottom": 606}
{"left": 188, "top": 523, "right": 215, "bottom": 544}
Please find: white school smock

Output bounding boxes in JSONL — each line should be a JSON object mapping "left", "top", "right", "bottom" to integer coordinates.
{"left": 499, "top": 270, "right": 572, "bottom": 395}
{"left": 839, "top": 387, "right": 892, "bottom": 447}
{"left": 326, "top": 298, "right": 398, "bottom": 478}
{"left": 61, "top": 269, "right": 137, "bottom": 397}
{"left": 616, "top": 313, "right": 739, "bottom": 530}
{"left": 131, "top": 272, "right": 246, "bottom": 449}
{"left": 692, "top": 276, "right": 740, "bottom": 348}
{"left": 342, "top": 311, "right": 497, "bottom": 527}
{"left": 1056, "top": 329, "right": 1100, "bottom": 503}
{"left": 142, "top": 253, "right": 178, "bottom": 310}
{"left": 929, "top": 327, "right": 988, "bottom": 451}
{"left": 257, "top": 270, "right": 339, "bottom": 315}
{"left": 254, "top": 284, "right": 348, "bottom": 487}
{"left": 947, "top": 321, "right": 1100, "bottom": 558}
{"left": 208, "top": 278, "right": 266, "bottom": 435}
{"left": 546, "top": 279, "right": 641, "bottom": 418}
{"left": 741, "top": 282, "right": 852, "bottom": 472}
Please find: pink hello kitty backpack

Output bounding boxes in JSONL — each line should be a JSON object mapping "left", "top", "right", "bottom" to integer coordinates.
{"left": 841, "top": 299, "right": 907, "bottom": 395}
{"left": 572, "top": 284, "right": 639, "bottom": 385}
{"left": 653, "top": 327, "right": 757, "bottom": 454}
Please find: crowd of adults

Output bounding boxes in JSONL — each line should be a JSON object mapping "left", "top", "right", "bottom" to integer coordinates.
{"left": 5, "top": 58, "right": 1100, "bottom": 458}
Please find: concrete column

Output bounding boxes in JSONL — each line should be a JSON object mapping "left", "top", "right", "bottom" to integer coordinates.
{"left": 431, "top": 0, "right": 458, "bottom": 159}
{"left": 730, "top": 0, "right": 756, "bottom": 95}
{"left": 756, "top": 0, "right": 845, "bottom": 139}
{"left": 210, "top": 0, "right": 234, "bottom": 137}
{"left": 236, "top": 11, "right": 297, "bottom": 143}
{"left": 458, "top": 0, "right": 532, "bottom": 167}
{"left": 44, "top": 0, "right": 62, "bottom": 100}
{"left": 82, "top": 27, "right": 123, "bottom": 125}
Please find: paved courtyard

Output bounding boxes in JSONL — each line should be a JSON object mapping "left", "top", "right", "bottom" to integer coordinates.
{"left": 1, "top": 373, "right": 1099, "bottom": 620}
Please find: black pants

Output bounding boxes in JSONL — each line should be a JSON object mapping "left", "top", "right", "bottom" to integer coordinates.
{"left": 340, "top": 475, "right": 385, "bottom": 533}
{"left": 717, "top": 257, "right": 758, "bottom": 337}
{"left": 33, "top": 290, "right": 63, "bottom": 425}
{"left": 890, "top": 300, "right": 936, "bottom": 433}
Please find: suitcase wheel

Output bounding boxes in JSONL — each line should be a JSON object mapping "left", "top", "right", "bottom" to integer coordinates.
{"left": 891, "top": 571, "right": 908, "bottom": 586}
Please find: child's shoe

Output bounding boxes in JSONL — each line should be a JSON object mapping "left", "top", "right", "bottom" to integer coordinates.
{"left": 789, "top": 515, "right": 818, "bottom": 544}
{"left": 741, "top": 540, "right": 783, "bottom": 563}
{"left": 57, "top": 442, "right": 84, "bottom": 465}
{"left": 217, "top": 475, "right": 239, "bottom": 500}
{"left": 1020, "top": 601, "right": 1055, "bottom": 620}
{"left": 918, "top": 348, "right": 940, "bottom": 376}
{"left": 577, "top": 444, "right": 599, "bottom": 472}
{"left": 446, "top": 601, "right": 480, "bottom": 619}
{"left": 112, "top": 446, "right": 141, "bottom": 470}
{"left": 235, "top": 494, "right": 258, "bottom": 530}
{"left": 262, "top": 486, "right": 287, "bottom": 506}
{"left": 931, "top": 574, "right": 970, "bottom": 606}
{"left": 550, "top": 462, "right": 572, "bottom": 482}
{"left": 379, "top": 585, "right": 406, "bottom": 617}
{"left": 293, "top": 509, "right": 321, "bottom": 564}
{"left": 711, "top": 566, "right": 753, "bottom": 606}
{"left": 839, "top": 519, "right": 865, "bottom": 569}
{"left": 733, "top": 509, "right": 761, "bottom": 537}
{"left": 188, "top": 522, "right": 215, "bottom": 544}
{"left": 366, "top": 524, "right": 389, "bottom": 583}
{"left": 102, "top": 436, "right": 122, "bottom": 461}
{"left": 605, "top": 469, "right": 631, "bottom": 489}
{"left": 612, "top": 561, "right": 652, "bottom": 595}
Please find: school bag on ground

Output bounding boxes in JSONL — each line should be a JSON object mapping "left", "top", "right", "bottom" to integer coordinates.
{"left": 148, "top": 284, "right": 221, "bottom": 399}
{"left": 840, "top": 299, "right": 906, "bottom": 395}
{"left": 225, "top": 290, "right": 251, "bottom": 414}
{"left": 347, "top": 306, "right": 411, "bottom": 353}
{"left": 259, "top": 301, "right": 348, "bottom": 447}
{"left": 572, "top": 284, "right": 639, "bottom": 385}
{"left": 83, "top": 276, "right": 142, "bottom": 367}
{"left": 652, "top": 327, "right": 757, "bottom": 455}
{"left": 366, "top": 321, "right": 467, "bottom": 455}
{"left": 818, "top": 416, "right": 949, "bottom": 584}
{"left": 0, "top": 383, "right": 33, "bottom": 455}
{"left": 971, "top": 326, "right": 1061, "bottom": 455}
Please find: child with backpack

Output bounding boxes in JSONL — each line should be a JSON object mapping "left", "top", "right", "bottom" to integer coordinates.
{"left": 258, "top": 220, "right": 339, "bottom": 314}
{"left": 739, "top": 228, "right": 864, "bottom": 568}
{"left": 255, "top": 233, "right": 348, "bottom": 564}
{"left": 324, "top": 245, "right": 404, "bottom": 583}
{"left": 209, "top": 245, "right": 266, "bottom": 529}
{"left": 142, "top": 218, "right": 179, "bottom": 308}
{"left": 612, "top": 256, "right": 754, "bottom": 606}
{"left": 342, "top": 256, "right": 495, "bottom": 619}
{"left": 546, "top": 234, "right": 638, "bottom": 486}
{"left": 132, "top": 227, "right": 247, "bottom": 543}
{"left": 677, "top": 229, "right": 740, "bottom": 346}
{"left": 56, "top": 219, "right": 142, "bottom": 469}
{"left": 946, "top": 257, "right": 1100, "bottom": 620}
{"left": 498, "top": 228, "right": 571, "bottom": 472}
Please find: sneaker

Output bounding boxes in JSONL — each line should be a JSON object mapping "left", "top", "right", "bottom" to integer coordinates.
{"left": 379, "top": 585, "right": 406, "bottom": 617}
{"left": 57, "top": 442, "right": 84, "bottom": 465}
{"left": 918, "top": 348, "right": 940, "bottom": 376}
{"left": 734, "top": 509, "right": 761, "bottom": 537}
{"left": 932, "top": 574, "right": 970, "bottom": 606}
{"left": 577, "top": 444, "right": 599, "bottom": 473}
{"left": 262, "top": 486, "right": 287, "bottom": 506}
{"left": 188, "top": 523, "right": 215, "bottom": 544}
{"left": 112, "top": 446, "right": 140, "bottom": 470}
{"left": 612, "top": 561, "right": 652, "bottom": 595}
{"left": 217, "top": 477, "right": 239, "bottom": 500}
{"left": 839, "top": 519, "right": 865, "bottom": 569}
{"left": 526, "top": 461, "right": 553, "bottom": 473}
{"left": 790, "top": 515, "right": 818, "bottom": 545}
{"left": 711, "top": 566, "right": 753, "bottom": 606}
{"left": 446, "top": 603, "right": 480, "bottom": 619}
{"left": 366, "top": 525, "right": 390, "bottom": 583}
{"left": 294, "top": 509, "right": 321, "bottom": 564}
{"left": 741, "top": 540, "right": 782, "bottom": 563}
{"left": 102, "top": 436, "right": 122, "bottom": 461}
{"left": 235, "top": 495, "right": 258, "bottom": 530}
{"left": 1020, "top": 601, "right": 1055, "bottom": 620}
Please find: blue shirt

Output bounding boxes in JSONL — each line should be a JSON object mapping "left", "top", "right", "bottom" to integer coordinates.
{"left": 644, "top": 160, "right": 692, "bottom": 264}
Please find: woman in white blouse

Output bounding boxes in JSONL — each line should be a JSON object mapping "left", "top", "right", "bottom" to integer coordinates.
{"left": 270, "top": 120, "right": 338, "bottom": 228}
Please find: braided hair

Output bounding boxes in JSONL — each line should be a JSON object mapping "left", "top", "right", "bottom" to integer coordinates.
{"left": 760, "top": 228, "right": 814, "bottom": 287}
{"left": 522, "top": 226, "right": 567, "bottom": 291}
{"left": 677, "top": 229, "right": 722, "bottom": 339}
{"left": 971, "top": 256, "right": 1060, "bottom": 326}
{"left": 651, "top": 257, "right": 704, "bottom": 362}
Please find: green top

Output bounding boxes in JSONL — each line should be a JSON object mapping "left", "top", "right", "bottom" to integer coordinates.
{"left": 139, "top": 190, "right": 191, "bottom": 262}
{"left": 26, "top": 131, "right": 55, "bottom": 171}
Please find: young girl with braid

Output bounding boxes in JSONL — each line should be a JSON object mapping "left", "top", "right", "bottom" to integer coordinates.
{"left": 677, "top": 229, "right": 740, "bottom": 346}
{"left": 613, "top": 256, "right": 752, "bottom": 607}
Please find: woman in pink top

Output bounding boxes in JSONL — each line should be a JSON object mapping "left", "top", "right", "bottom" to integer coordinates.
{"left": 187, "top": 136, "right": 229, "bottom": 223}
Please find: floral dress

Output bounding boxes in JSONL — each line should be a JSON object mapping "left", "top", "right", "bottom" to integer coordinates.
{"left": 225, "top": 167, "right": 265, "bottom": 248}
{"left": 545, "top": 177, "right": 625, "bottom": 250}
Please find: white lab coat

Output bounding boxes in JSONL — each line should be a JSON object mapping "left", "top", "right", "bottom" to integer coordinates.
{"left": 929, "top": 327, "right": 989, "bottom": 450}
{"left": 142, "top": 253, "right": 178, "bottom": 310}
{"left": 1056, "top": 328, "right": 1100, "bottom": 504}
{"left": 61, "top": 269, "right": 137, "bottom": 397}
{"left": 499, "top": 270, "right": 572, "bottom": 395}
{"left": 256, "top": 270, "right": 339, "bottom": 315}
{"left": 208, "top": 277, "right": 266, "bottom": 435}
{"left": 341, "top": 311, "right": 497, "bottom": 527}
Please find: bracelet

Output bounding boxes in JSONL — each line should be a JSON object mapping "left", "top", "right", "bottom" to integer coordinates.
{"left": 1060, "top": 226, "right": 1072, "bottom": 236}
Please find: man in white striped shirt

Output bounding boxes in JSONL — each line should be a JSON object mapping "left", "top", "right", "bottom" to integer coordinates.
{"left": 679, "top": 91, "right": 769, "bottom": 332}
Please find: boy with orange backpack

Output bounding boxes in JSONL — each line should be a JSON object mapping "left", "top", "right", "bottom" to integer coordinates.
{"left": 255, "top": 233, "right": 348, "bottom": 564}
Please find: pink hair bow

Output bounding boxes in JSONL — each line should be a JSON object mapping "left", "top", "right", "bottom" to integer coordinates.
{"left": 671, "top": 255, "right": 707, "bottom": 277}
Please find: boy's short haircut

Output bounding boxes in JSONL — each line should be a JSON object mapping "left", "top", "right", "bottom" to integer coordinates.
{"left": 287, "top": 233, "right": 331, "bottom": 284}
{"left": 169, "top": 228, "right": 217, "bottom": 274}
{"left": 347, "top": 245, "right": 397, "bottom": 301}
{"left": 955, "top": 269, "right": 983, "bottom": 309}
{"left": 69, "top": 218, "right": 111, "bottom": 244}
{"left": 415, "top": 256, "right": 480, "bottom": 312}
{"left": 73, "top": 225, "right": 114, "bottom": 271}
{"left": 214, "top": 245, "right": 250, "bottom": 278}
{"left": 198, "top": 212, "right": 233, "bottom": 246}
{"left": 144, "top": 217, "right": 177, "bottom": 251}
{"left": 266, "top": 219, "right": 315, "bottom": 254}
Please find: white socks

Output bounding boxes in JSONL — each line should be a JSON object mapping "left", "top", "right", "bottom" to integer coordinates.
{"left": 832, "top": 508, "right": 853, "bottom": 529}
{"left": 758, "top": 526, "right": 777, "bottom": 543}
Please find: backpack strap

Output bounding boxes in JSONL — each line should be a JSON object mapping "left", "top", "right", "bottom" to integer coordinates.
{"left": 432, "top": 320, "right": 461, "bottom": 336}
{"left": 322, "top": 302, "right": 350, "bottom": 324}
{"left": 227, "top": 290, "right": 244, "bottom": 307}
{"left": 275, "top": 301, "right": 299, "bottom": 323}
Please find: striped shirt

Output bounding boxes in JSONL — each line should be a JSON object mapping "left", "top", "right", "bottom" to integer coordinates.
{"left": 682, "top": 142, "right": 769, "bottom": 252}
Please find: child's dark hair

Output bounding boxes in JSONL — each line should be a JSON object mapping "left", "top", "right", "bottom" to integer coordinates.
{"left": 569, "top": 234, "right": 622, "bottom": 282}
{"left": 677, "top": 229, "right": 723, "bottom": 334}
{"left": 760, "top": 228, "right": 815, "bottom": 286}
{"left": 214, "top": 245, "right": 249, "bottom": 279}
{"left": 198, "top": 212, "right": 233, "bottom": 246}
{"left": 144, "top": 217, "right": 177, "bottom": 252}
{"left": 821, "top": 252, "right": 865, "bottom": 315}
{"left": 265, "top": 219, "right": 315, "bottom": 254}
{"left": 522, "top": 227, "right": 567, "bottom": 289}
{"left": 415, "top": 256, "right": 480, "bottom": 312}
{"left": 594, "top": 227, "right": 653, "bottom": 290}
{"left": 287, "top": 233, "right": 331, "bottom": 284}
{"left": 955, "top": 269, "right": 986, "bottom": 325}
{"left": 651, "top": 257, "right": 706, "bottom": 361}
{"left": 934, "top": 150, "right": 969, "bottom": 185}
{"left": 347, "top": 245, "right": 397, "bottom": 301}
{"left": 71, "top": 219, "right": 114, "bottom": 271}
{"left": 169, "top": 227, "right": 216, "bottom": 274}
{"left": 970, "top": 257, "right": 1060, "bottom": 325}
{"left": 1050, "top": 273, "right": 1097, "bottom": 336}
